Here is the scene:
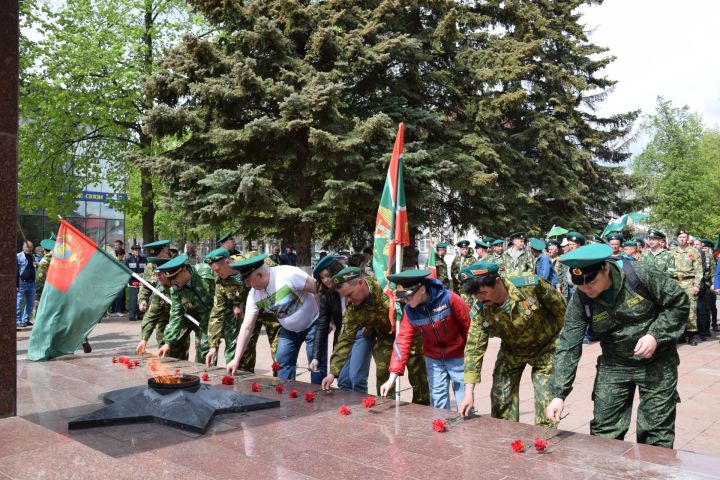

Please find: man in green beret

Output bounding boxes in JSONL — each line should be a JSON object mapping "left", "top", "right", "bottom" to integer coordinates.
{"left": 321, "top": 267, "right": 429, "bottom": 403}
{"left": 451, "top": 240, "right": 475, "bottom": 294}
{"left": 157, "top": 254, "right": 215, "bottom": 363}
{"left": 488, "top": 239, "right": 504, "bottom": 264}
{"left": 501, "top": 233, "right": 535, "bottom": 275}
{"left": 204, "top": 249, "right": 281, "bottom": 371}
{"left": 138, "top": 240, "right": 171, "bottom": 313}
{"left": 605, "top": 232, "right": 624, "bottom": 259}
{"left": 640, "top": 230, "right": 674, "bottom": 276}
{"left": 474, "top": 239, "right": 490, "bottom": 261}
{"left": 135, "top": 257, "right": 179, "bottom": 356}
{"left": 217, "top": 231, "right": 240, "bottom": 255}
{"left": 622, "top": 241, "right": 639, "bottom": 261}
{"left": 458, "top": 261, "right": 567, "bottom": 426}
{"left": 670, "top": 230, "right": 702, "bottom": 345}
{"left": 432, "top": 242, "right": 451, "bottom": 290}
{"left": 547, "top": 244, "right": 689, "bottom": 448}
{"left": 34, "top": 238, "right": 55, "bottom": 306}
{"left": 632, "top": 237, "right": 645, "bottom": 260}
{"left": 528, "top": 237, "right": 552, "bottom": 282}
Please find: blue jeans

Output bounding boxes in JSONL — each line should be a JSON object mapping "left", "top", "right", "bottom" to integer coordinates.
{"left": 425, "top": 356, "right": 465, "bottom": 411}
{"left": 337, "top": 328, "right": 373, "bottom": 393}
{"left": 16, "top": 281, "right": 35, "bottom": 325}
{"left": 276, "top": 322, "right": 325, "bottom": 384}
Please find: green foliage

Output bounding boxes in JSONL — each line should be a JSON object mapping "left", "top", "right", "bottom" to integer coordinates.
{"left": 633, "top": 97, "right": 720, "bottom": 238}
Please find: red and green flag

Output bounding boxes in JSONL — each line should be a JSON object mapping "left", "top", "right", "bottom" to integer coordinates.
{"left": 426, "top": 242, "right": 437, "bottom": 279}
{"left": 28, "top": 219, "right": 132, "bottom": 361}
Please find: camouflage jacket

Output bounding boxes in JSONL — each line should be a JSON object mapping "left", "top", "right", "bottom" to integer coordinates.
{"left": 701, "top": 250, "right": 716, "bottom": 287}
{"left": 551, "top": 258, "right": 568, "bottom": 295}
{"left": 464, "top": 274, "right": 567, "bottom": 384}
{"left": 208, "top": 272, "right": 246, "bottom": 349}
{"left": 138, "top": 263, "right": 158, "bottom": 303}
{"left": 500, "top": 249, "right": 535, "bottom": 275}
{"left": 451, "top": 252, "right": 476, "bottom": 285}
{"left": 670, "top": 246, "right": 702, "bottom": 287}
{"left": 35, "top": 252, "right": 53, "bottom": 301}
{"left": 640, "top": 249, "right": 675, "bottom": 277}
{"left": 435, "top": 257, "right": 451, "bottom": 290}
{"left": 329, "top": 276, "right": 393, "bottom": 376}
{"left": 486, "top": 253, "right": 504, "bottom": 265}
{"left": 550, "top": 262, "right": 689, "bottom": 400}
{"left": 164, "top": 265, "right": 215, "bottom": 344}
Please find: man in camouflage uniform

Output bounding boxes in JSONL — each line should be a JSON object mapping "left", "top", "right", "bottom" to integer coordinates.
{"left": 548, "top": 239, "right": 568, "bottom": 296}
{"left": 474, "top": 239, "right": 490, "bottom": 261}
{"left": 488, "top": 239, "right": 504, "bottom": 265}
{"left": 640, "top": 230, "right": 674, "bottom": 275}
{"left": 157, "top": 254, "right": 215, "bottom": 363}
{"left": 547, "top": 244, "right": 689, "bottom": 448}
{"left": 606, "top": 232, "right": 623, "bottom": 259}
{"left": 34, "top": 238, "right": 55, "bottom": 306}
{"left": 321, "top": 267, "right": 429, "bottom": 404}
{"left": 204, "top": 248, "right": 281, "bottom": 371}
{"left": 671, "top": 230, "right": 702, "bottom": 345}
{"left": 501, "top": 233, "right": 535, "bottom": 275}
{"left": 458, "top": 261, "right": 567, "bottom": 426}
{"left": 451, "top": 240, "right": 475, "bottom": 294}
{"left": 217, "top": 231, "right": 241, "bottom": 255}
{"left": 432, "top": 242, "right": 451, "bottom": 290}
{"left": 136, "top": 240, "right": 175, "bottom": 355}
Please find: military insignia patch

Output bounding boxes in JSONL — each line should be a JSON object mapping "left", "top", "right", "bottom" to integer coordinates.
{"left": 572, "top": 267, "right": 582, "bottom": 276}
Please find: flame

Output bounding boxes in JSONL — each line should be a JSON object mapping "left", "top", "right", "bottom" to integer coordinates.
{"left": 148, "top": 356, "right": 185, "bottom": 384}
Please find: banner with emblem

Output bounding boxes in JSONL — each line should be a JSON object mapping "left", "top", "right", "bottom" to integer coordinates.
{"left": 426, "top": 242, "right": 437, "bottom": 279}
{"left": 28, "top": 218, "right": 132, "bottom": 361}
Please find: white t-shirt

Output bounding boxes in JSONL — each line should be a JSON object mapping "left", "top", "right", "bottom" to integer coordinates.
{"left": 244, "top": 266, "right": 318, "bottom": 332}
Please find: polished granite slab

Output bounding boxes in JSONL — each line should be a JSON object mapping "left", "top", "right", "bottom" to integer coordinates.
{"left": 4, "top": 351, "right": 720, "bottom": 480}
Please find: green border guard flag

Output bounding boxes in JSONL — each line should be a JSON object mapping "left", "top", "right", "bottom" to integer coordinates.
{"left": 28, "top": 218, "right": 133, "bottom": 361}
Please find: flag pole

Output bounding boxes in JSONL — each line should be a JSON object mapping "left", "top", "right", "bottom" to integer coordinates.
{"left": 395, "top": 243, "right": 402, "bottom": 405}
{"left": 131, "top": 272, "right": 200, "bottom": 327}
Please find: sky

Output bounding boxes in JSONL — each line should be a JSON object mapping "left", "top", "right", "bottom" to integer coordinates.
{"left": 579, "top": 0, "right": 720, "bottom": 158}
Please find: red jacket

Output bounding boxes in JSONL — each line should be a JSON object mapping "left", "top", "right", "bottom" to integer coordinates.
{"left": 389, "top": 286, "right": 470, "bottom": 375}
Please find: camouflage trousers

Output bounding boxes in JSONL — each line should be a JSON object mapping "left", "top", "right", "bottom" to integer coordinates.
{"left": 678, "top": 279, "right": 697, "bottom": 332}
{"left": 374, "top": 332, "right": 429, "bottom": 405}
{"left": 236, "top": 313, "right": 281, "bottom": 374}
{"left": 491, "top": 346, "right": 555, "bottom": 427}
{"left": 591, "top": 358, "right": 679, "bottom": 448}
{"left": 169, "top": 319, "right": 209, "bottom": 364}
{"left": 140, "top": 298, "right": 169, "bottom": 347}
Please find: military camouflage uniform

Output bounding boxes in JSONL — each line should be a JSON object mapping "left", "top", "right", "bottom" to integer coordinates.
{"left": 552, "top": 259, "right": 568, "bottom": 297}
{"left": 640, "top": 249, "right": 675, "bottom": 276}
{"left": 451, "top": 252, "right": 476, "bottom": 294}
{"left": 35, "top": 252, "right": 53, "bottom": 302}
{"left": 329, "top": 277, "right": 429, "bottom": 403}
{"left": 551, "top": 261, "right": 688, "bottom": 448}
{"left": 501, "top": 249, "right": 535, "bottom": 276}
{"left": 435, "top": 257, "right": 451, "bottom": 290}
{"left": 138, "top": 262, "right": 172, "bottom": 352}
{"left": 487, "top": 253, "right": 504, "bottom": 265}
{"left": 164, "top": 264, "right": 215, "bottom": 363}
{"left": 670, "top": 245, "right": 702, "bottom": 333}
{"left": 464, "top": 274, "right": 566, "bottom": 426}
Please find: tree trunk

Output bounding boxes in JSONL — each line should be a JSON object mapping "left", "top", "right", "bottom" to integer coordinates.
{"left": 139, "top": 1, "right": 155, "bottom": 242}
{"left": 294, "top": 128, "right": 312, "bottom": 267}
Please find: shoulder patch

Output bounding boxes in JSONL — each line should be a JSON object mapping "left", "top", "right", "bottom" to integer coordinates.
{"left": 507, "top": 274, "right": 539, "bottom": 288}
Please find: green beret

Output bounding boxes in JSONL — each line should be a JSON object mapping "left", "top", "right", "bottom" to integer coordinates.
{"left": 566, "top": 231, "right": 585, "bottom": 245}
{"left": 491, "top": 239, "right": 504, "bottom": 246}
{"left": 622, "top": 241, "right": 637, "bottom": 248}
{"left": 387, "top": 269, "right": 431, "bottom": 299}
{"left": 457, "top": 261, "right": 500, "bottom": 284}
{"left": 148, "top": 257, "right": 170, "bottom": 266}
{"left": 332, "top": 267, "right": 362, "bottom": 286}
{"left": 40, "top": 239, "right": 55, "bottom": 251}
{"left": 217, "top": 231, "right": 235, "bottom": 245}
{"left": 474, "top": 239, "right": 490, "bottom": 249}
{"left": 559, "top": 244, "right": 612, "bottom": 285}
{"left": 647, "top": 229, "right": 665, "bottom": 240}
{"left": 529, "top": 238, "right": 546, "bottom": 251}
{"left": 155, "top": 254, "right": 188, "bottom": 278}
{"left": 456, "top": 239, "right": 470, "bottom": 248}
{"left": 205, "top": 247, "right": 230, "bottom": 265}
{"left": 313, "top": 254, "right": 340, "bottom": 277}
{"left": 606, "top": 232, "right": 623, "bottom": 242}
{"left": 143, "top": 240, "right": 170, "bottom": 255}
{"left": 435, "top": 242, "right": 448, "bottom": 250}
{"left": 229, "top": 254, "right": 268, "bottom": 279}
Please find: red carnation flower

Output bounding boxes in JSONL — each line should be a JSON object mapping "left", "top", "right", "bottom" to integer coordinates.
{"left": 275, "top": 384, "right": 285, "bottom": 394}
{"left": 511, "top": 440, "right": 525, "bottom": 453}
{"left": 432, "top": 419, "right": 447, "bottom": 432}
{"left": 221, "top": 375, "right": 235, "bottom": 385}
{"left": 289, "top": 389, "right": 299, "bottom": 398}
{"left": 534, "top": 437, "right": 548, "bottom": 452}
{"left": 133, "top": 360, "right": 140, "bottom": 366}
{"left": 174, "top": 369, "right": 181, "bottom": 375}
{"left": 271, "top": 361, "right": 281, "bottom": 372}
{"left": 111, "top": 357, "right": 117, "bottom": 363}
{"left": 339, "top": 405, "right": 351, "bottom": 415}
{"left": 125, "top": 363, "right": 133, "bottom": 369}
{"left": 201, "top": 372, "right": 209, "bottom": 381}
{"left": 362, "top": 396, "right": 376, "bottom": 408}
{"left": 251, "top": 382, "right": 261, "bottom": 392}
{"left": 118, "top": 357, "right": 127, "bottom": 364}
{"left": 304, "top": 391, "right": 315, "bottom": 402}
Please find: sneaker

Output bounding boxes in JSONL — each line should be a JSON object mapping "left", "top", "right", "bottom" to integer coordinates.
{"left": 114, "top": 312, "right": 124, "bottom": 317}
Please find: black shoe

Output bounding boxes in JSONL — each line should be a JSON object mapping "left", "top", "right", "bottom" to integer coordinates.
{"left": 82, "top": 340, "right": 92, "bottom": 353}
{"left": 713, "top": 326, "right": 719, "bottom": 332}
{"left": 687, "top": 335, "right": 698, "bottom": 346}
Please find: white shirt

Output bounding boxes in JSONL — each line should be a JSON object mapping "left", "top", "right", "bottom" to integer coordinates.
{"left": 244, "top": 266, "right": 318, "bottom": 332}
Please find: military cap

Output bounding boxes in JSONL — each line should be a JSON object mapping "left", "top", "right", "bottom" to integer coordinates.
{"left": 591, "top": 235, "right": 607, "bottom": 245}
{"left": 647, "top": 229, "right": 665, "bottom": 240}
{"left": 40, "top": 239, "right": 55, "bottom": 251}
{"left": 456, "top": 239, "right": 470, "bottom": 248}
{"left": 148, "top": 257, "right": 170, "bottom": 266}
{"left": 605, "top": 232, "right": 623, "bottom": 242}
{"left": 313, "top": 254, "right": 339, "bottom": 277}
{"left": 622, "top": 241, "right": 637, "bottom": 248}
{"left": 458, "top": 262, "right": 500, "bottom": 283}
{"left": 632, "top": 237, "right": 645, "bottom": 247}
{"left": 677, "top": 229, "right": 689, "bottom": 236}
{"left": 387, "top": 269, "right": 431, "bottom": 299}
{"left": 155, "top": 254, "right": 188, "bottom": 278}
{"left": 142, "top": 239, "right": 169, "bottom": 255}
{"left": 559, "top": 244, "right": 612, "bottom": 285}
{"left": 229, "top": 253, "right": 268, "bottom": 279}
{"left": 205, "top": 247, "right": 230, "bottom": 265}
{"left": 483, "top": 236, "right": 496, "bottom": 244}
{"left": 491, "top": 239, "right": 504, "bottom": 246}
{"left": 701, "top": 239, "right": 713, "bottom": 248}
{"left": 217, "top": 231, "right": 235, "bottom": 245}
{"left": 547, "top": 239, "right": 561, "bottom": 248}
{"left": 332, "top": 267, "right": 362, "bottom": 286}
{"left": 474, "top": 239, "right": 490, "bottom": 249}
{"left": 435, "top": 242, "right": 448, "bottom": 250}
{"left": 508, "top": 232, "right": 526, "bottom": 241}
{"left": 565, "top": 231, "right": 585, "bottom": 245}
{"left": 528, "top": 237, "right": 546, "bottom": 251}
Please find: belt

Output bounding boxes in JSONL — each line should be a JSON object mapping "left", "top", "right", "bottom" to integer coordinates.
{"left": 675, "top": 273, "right": 694, "bottom": 280}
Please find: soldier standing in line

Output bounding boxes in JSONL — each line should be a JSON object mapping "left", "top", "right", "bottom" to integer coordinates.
{"left": 137, "top": 240, "right": 175, "bottom": 354}
{"left": 34, "top": 237, "right": 55, "bottom": 307}
{"left": 699, "top": 239, "right": 717, "bottom": 333}
{"left": 217, "top": 231, "right": 241, "bottom": 255}
{"left": 696, "top": 239, "right": 716, "bottom": 340}
{"left": 547, "top": 239, "right": 567, "bottom": 296}
{"left": 488, "top": 239, "right": 505, "bottom": 264}
{"left": 632, "top": 237, "right": 645, "bottom": 260}
{"left": 474, "top": 239, "right": 490, "bottom": 261}
{"left": 321, "top": 267, "right": 429, "bottom": 404}
{"left": 529, "top": 238, "right": 552, "bottom": 282}
{"left": 640, "top": 230, "right": 675, "bottom": 275}
{"left": 458, "top": 262, "right": 567, "bottom": 426}
{"left": 547, "top": 244, "right": 689, "bottom": 448}
{"left": 622, "top": 241, "right": 639, "bottom": 261}
{"left": 501, "top": 233, "right": 535, "bottom": 275}
{"left": 451, "top": 240, "right": 475, "bottom": 293}
{"left": 432, "top": 242, "right": 452, "bottom": 290}
{"left": 671, "top": 230, "right": 702, "bottom": 346}
{"left": 606, "top": 232, "right": 624, "bottom": 259}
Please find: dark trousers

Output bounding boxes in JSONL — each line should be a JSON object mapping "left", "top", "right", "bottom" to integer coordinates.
{"left": 127, "top": 287, "right": 140, "bottom": 320}
{"left": 111, "top": 287, "right": 125, "bottom": 313}
{"left": 697, "top": 289, "right": 710, "bottom": 337}
{"left": 709, "top": 291, "right": 718, "bottom": 328}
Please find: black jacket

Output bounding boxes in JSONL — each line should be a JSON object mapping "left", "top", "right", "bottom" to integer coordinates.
{"left": 312, "top": 290, "right": 343, "bottom": 361}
